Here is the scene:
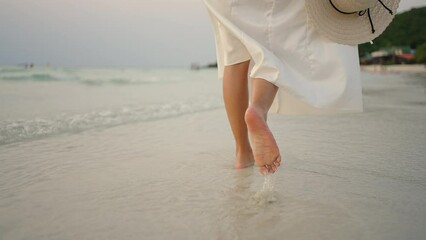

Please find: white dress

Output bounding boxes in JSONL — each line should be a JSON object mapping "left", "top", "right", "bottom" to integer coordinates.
{"left": 203, "top": 0, "right": 363, "bottom": 115}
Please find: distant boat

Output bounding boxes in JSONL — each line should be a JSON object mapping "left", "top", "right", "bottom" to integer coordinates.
{"left": 190, "top": 62, "right": 217, "bottom": 70}
{"left": 190, "top": 63, "right": 201, "bottom": 70}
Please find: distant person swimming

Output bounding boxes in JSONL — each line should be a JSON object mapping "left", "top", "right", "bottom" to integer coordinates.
{"left": 203, "top": 0, "right": 399, "bottom": 174}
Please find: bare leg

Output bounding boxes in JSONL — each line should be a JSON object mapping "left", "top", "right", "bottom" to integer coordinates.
{"left": 223, "top": 60, "right": 254, "bottom": 169}
{"left": 245, "top": 78, "right": 281, "bottom": 174}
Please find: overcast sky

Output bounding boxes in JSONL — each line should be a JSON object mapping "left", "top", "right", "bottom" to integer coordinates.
{"left": 0, "top": 0, "right": 424, "bottom": 68}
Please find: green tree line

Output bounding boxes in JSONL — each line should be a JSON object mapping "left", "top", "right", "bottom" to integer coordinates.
{"left": 358, "top": 6, "right": 426, "bottom": 63}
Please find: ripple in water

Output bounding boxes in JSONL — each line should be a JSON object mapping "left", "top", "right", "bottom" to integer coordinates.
{"left": 0, "top": 98, "right": 223, "bottom": 145}
{"left": 251, "top": 174, "right": 277, "bottom": 206}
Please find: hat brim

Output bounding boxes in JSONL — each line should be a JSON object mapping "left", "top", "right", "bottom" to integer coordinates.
{"left": 305, "top": 0, "right": 400, "bottom": 45}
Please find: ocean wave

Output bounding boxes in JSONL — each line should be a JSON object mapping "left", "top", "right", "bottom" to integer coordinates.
{"left": 0, "top": 73, "right": 67, "bottom": 82}
{"left": 31, "top": 73, "right": 57, "bottom": 81}
{"left": 78, "top": 77, "right": 163, "bottom": 85}
{"left": 0, "top": 98, "right": 223, "bottom": 145}
{"left": 0, "top": 67, "right": 26, "bottom": 73}
{"left": 0, "top": 67, "right": 190, "bottom": 85}
{"left": 0, "top": 74, "right": 161, "bottom": 84}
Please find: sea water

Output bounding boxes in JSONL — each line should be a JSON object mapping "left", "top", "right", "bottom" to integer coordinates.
{"left": 0, "top": 66, "right": 223, "bottom": 145}
{"left": 1, "top": 66, "right": 426, "bottom": 239}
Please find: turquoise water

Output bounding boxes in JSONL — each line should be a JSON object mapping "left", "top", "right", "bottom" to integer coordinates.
{"left": 0, "top": 66, "right": 223, "bottom": 145}
{"left": 0, "top": 66, "right": 199, "bottom": 84}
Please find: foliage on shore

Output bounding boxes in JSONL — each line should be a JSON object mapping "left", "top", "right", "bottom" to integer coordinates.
{"left": 415, "top": 43, "right": 426, "bottom": 63}
{"left": 358, "top": 6, "right": 426, "bottom": 58}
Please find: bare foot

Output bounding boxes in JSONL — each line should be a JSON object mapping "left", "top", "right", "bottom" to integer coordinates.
{"left": 245, "top": 106, "right": 281, "bottom": 175}
{"left": 235, "top": 151, "right": 255, "bottom": 169}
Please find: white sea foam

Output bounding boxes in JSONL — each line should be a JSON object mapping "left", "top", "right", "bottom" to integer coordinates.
{"left": 0, "top": 66, "right": 221, "bottom": 145}
{"left": 0, "top": 66, "right": 199, "bottom": 85}
{"left": 0, "top": 98, "right": 222, "bottom": 145}
{"left": 0, "top": 70, "right": 425, "bottom": 239}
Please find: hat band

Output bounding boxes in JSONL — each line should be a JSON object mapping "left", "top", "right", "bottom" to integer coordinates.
{"left": 328, "top": 0, "right": 394, "bottom": 34}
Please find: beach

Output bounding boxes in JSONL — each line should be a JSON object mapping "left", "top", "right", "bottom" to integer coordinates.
{"left": 1, "top": 66, "right": 426, "bottom": 239}
{"left": 361, "top": 64, "right": 426, "bottom": 75}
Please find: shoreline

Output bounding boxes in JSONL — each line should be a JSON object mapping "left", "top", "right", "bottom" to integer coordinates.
{"left": 361, "top": 64, "right": 426, "bottom": 75}
{"left": 1, "top": 69, "right": 426, "bottom": 239}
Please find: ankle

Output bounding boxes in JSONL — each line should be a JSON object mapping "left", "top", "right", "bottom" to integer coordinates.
{"left": 236, "top": 144, "right": 252, "bottom": 156}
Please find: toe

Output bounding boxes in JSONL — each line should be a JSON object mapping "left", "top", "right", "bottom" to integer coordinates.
{"left": 271, "top": 164, "right": 277, "bottom": 173}
{"left": 260, "top": 166, "right": 269, "bottom": 175}
{"left": 274, "top": 161, "right": 279, "bottom": 167}
{"left": 276, "top": 156, "right": 282, "bottom": 163}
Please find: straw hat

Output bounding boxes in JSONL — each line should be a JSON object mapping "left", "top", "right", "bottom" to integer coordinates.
{"left": 305, "top": 0, "right": 400, "bottom": 45}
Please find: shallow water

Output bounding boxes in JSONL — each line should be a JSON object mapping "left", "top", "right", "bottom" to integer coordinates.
{"left": 1, "top": 67, "right": 426, "bottom": 239}
{"left": 0, "top": 66, "right": 222, "bottom": 144}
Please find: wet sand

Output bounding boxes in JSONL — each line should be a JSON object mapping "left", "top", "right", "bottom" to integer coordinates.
{"left": 1, "top": 72, "right": 426, "bottom": 239}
